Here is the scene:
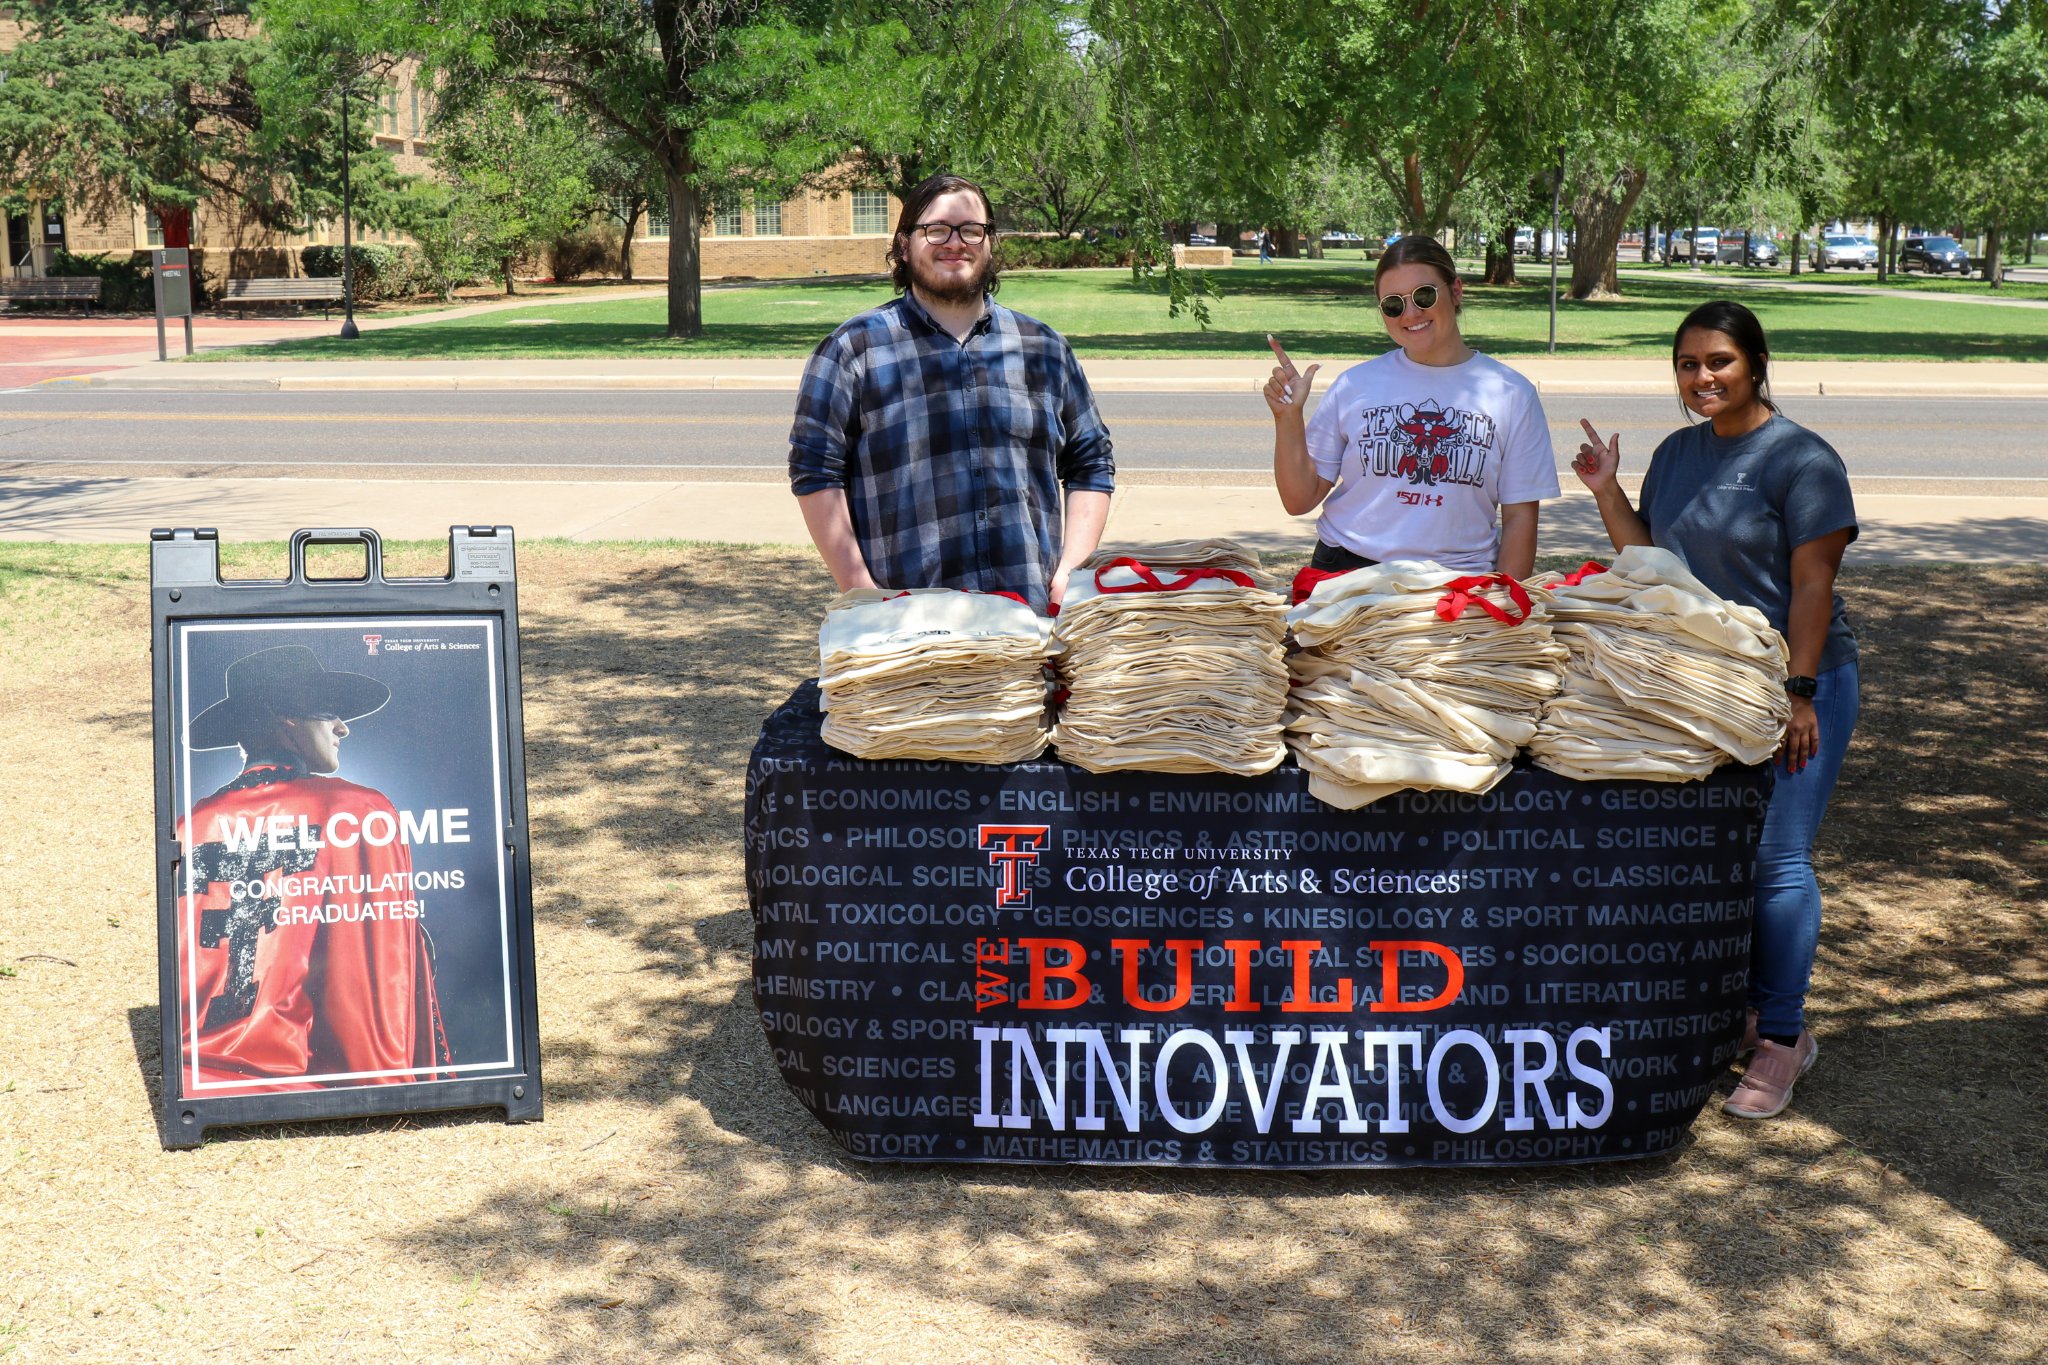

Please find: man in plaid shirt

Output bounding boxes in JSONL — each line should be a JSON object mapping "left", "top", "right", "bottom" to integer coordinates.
{"left": 788, "top": 173, "right": 1114, "bottom": 614}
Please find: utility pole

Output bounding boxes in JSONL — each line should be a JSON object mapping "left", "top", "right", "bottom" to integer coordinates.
{"left": 1548, "top": 148, "right": 1563, "bottom": 354}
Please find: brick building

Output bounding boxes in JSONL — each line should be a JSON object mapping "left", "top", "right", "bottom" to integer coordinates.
{"left": 3, "top": 18, "right": 901, "bottom": 288}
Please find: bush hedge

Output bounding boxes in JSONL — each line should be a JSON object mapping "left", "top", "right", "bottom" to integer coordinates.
{"left": 300, "top": 244, "right": 438, "bottom": 302}
{"left": 46, "top": 249, "right": 157, "bottom": 311}
{"left": 547, "top": 224, "right": 621, "bottom": 281}
{"left": 999, "top": 236, "right": 1157, "bottom": 270}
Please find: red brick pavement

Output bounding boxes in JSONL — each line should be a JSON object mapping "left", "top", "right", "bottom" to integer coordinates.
{"left": 0, "top": 317, "right": 324, "bottom": 388}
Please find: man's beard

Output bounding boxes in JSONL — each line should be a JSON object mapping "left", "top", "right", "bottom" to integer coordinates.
{"left": 910, "top": 252, "right": 995, "bottom": 305}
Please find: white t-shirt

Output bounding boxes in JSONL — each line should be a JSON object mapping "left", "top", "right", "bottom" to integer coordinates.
{"left": 1304, "top": 348, "right": 1560, "bottom": 570}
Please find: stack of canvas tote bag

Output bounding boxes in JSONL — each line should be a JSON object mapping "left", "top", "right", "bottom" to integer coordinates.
{"left": 1081, "top": 538, "right": 1278, "bottom": 589}
{"left": 817, "top": 588, "right": 1054, "bottom": 763}
{"left": 1526, "top": 547, "right": 1788, "bottom": 781}
{"left": 1051, "top": 555, "right": 1290, "bottom": 775}
{"left": 1285, "top": 563, "right": 1569, "bottom": 809}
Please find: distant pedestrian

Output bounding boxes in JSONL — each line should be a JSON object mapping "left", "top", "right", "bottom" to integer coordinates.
{"left": 1575, "top": 299, "right": 1859, "bottom": 1121}
{"left": 787, "top": 172, "right": 1114, "bottom": 614}
{"left": 1258, "top": 230, "right": 1273, "bottom": 264}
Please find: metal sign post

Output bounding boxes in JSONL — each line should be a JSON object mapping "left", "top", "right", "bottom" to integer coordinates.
{"left": 152, "top": 248, "right": 194, "bottom": 360}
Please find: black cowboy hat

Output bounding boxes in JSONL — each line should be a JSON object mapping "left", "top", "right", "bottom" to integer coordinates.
{"left": 188, "top": 644, "right": 391, "bottom": 750}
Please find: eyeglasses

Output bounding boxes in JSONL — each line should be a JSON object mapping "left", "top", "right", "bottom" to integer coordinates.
{"left": 1378, "top": 284, "right": 1442, "bottom": 318}
{"left": 911, "top": 221, "right": 990, "bottom": 245}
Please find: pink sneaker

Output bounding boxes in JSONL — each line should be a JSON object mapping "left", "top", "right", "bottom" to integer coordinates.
{"left": 1738, "top": 1008, "right": 1760, "bottom": 1059}
{"left": 1723, "top": 1031, "right": 1818, "bottom": 1119}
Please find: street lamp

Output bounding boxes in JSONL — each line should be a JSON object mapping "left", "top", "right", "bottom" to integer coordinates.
{"left": 338, "top": 81, "right": 360, "bottom": 339}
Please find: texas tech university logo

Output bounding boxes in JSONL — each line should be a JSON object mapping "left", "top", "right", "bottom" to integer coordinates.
{"left": 976, "top": 824, "right": 1048, "bottom": 908}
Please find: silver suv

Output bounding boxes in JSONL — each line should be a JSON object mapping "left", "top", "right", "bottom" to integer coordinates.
{"left": 1812, "top": 234, "right": 1878, "bottom": 270}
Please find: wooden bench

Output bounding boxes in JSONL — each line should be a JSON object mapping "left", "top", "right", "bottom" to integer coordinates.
{"left": 222, "top": 276, "right": 347, "bottom": 318}
{"left": 0, "top": 277, "right": 101, "bottom": 312}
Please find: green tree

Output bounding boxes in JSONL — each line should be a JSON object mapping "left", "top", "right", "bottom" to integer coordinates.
{"left": 984, "top": 42, "right": 1134, "bottom": 238}
{"left": 1936, "top": 15, "right": 2048, "bottom": 285}
{"left": 0, "top": 1, "right": 386, "bottom": 234}
{"left": 285, "top": 0, "right": 916, "bottom": 338}
{"left": 410, "top": 88, "right": 596, "bottom": 295}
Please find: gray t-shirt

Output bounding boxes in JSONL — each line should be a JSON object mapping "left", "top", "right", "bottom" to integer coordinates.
{"left": 1639, "top": 414, "right": 1859, "bottom": 671}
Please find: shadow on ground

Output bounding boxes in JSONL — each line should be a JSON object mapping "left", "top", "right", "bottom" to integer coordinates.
{"left": 369, "top": 548, "right": 2046, "bottom": 1362}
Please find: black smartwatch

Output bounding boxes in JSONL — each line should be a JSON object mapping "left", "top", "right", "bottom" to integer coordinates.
{"left": 1784, "top": 675, "right": 1817, "bottom": 699}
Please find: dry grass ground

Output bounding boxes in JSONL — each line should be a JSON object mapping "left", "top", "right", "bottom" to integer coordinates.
{"left": 0, "top": 543, "right": 2042, "bottom": 1364}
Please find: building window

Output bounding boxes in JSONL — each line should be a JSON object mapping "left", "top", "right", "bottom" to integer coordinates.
{"left": 410, "top": 85, "right": 421, "bottom": 138}
{"left": 380, "top": 84, "right": 400, "bottom": 136}
{"left": 713, "top": 202, "right": 743, "bottom": 237}
{"left": 754, "top": 199, "right": 783, "bottom": 237}
{"left": 144, "top": 208, "right": 164, "bottom": 248}
{"left": 851, "top": 190, "right": 889, "bottom": 235}
{"left": 646, "top": 191, "right": 670, "bottom": 238}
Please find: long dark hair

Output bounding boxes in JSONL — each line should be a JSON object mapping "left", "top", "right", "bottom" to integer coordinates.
{"left": 887, "top": 172, "right": 1000, "bottom": 296}
{"left": 1373, "top": 235, "right": 1461, "bottom": 312}
{"left": 1673, "top": 299, "right": 1776, "bottom": 416}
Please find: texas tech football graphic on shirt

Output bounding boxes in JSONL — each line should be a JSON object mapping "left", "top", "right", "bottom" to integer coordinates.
{"left": 1355, "top": 401, "right": 1498, "bottom": 488}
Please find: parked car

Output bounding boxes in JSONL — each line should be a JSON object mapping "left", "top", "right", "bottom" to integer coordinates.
{"left": 1811, "top": 234, "right": 1878, "bottom": 270}
{"left": 1512, "top": 226, "right": 1535, "bottom": 257}
{"left": 1186, "top": 232, "right": 1217, "bottom": 246}
{"left": 1716, "top": 231, "right": 1781, "bottom": 267}
{"left": 1319, "top": 230, "right": 1367, "bottom": 250}
{"left": 1899, "top": 235, "right": 1969, "bottom": 274}
{"left": 1666, "top": 227, "right": 1721, "bottom": 264}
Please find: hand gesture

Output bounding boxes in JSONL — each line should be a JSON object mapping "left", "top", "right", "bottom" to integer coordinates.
{"left": 1778, "top": 697, "right": 1819, "bottom": 774}
{"left": 1262, "top": 334, "right": 1321, "bottom": 421}
{"left": 1572, "top": 418, "right": 1621, "bottom": 494}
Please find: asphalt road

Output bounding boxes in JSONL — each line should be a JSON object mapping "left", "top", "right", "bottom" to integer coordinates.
{"left": 1, "top": 390, "right": 2043, "bottom": 485}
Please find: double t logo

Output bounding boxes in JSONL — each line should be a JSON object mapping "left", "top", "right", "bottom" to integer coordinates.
{"left": 976, "top": 824, "right": 1049, "bottom": 909}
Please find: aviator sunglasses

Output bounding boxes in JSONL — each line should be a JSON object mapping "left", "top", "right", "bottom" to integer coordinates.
{"left": 1378, "top": 284, "right": 1441, "bottom": 318}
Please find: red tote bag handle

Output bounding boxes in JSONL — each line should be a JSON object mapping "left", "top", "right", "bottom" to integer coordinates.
{"left": 1095, "top": 557, "right": 1255, "bottom": 594}
{"left": 1561, "top": 560, "right": 1608, "bottom": 586}
{"left": 1434, "top": 572, "right": 1534, "bottom": 626}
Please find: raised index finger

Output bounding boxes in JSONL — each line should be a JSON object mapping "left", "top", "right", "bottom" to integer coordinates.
{"left": 1267, "top": 333, "right": 1298, "bottom": 374}
{"left": 1578, "top": 417, "right": 1605, "bottom": 447}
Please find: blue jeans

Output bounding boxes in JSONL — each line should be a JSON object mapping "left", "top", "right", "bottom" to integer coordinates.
{"left": 1750, "top": 659, "right": 1860, "bottom": 1037}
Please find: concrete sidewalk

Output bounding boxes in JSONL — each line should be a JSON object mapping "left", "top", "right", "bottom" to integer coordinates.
{"left": 3, "top": 472, "right": 2039, "bottom": 564}
{"left": 36, "top": 353, "right": 2048, "bottom": 396}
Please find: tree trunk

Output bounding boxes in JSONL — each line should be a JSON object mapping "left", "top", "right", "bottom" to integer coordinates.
{"left": 1307, "top": 233, "right": 1324, "bottom": 260}
{"left": 1985, "top": 221, "right": 2002, "bottom": 289}
{"left": 1272, "top": 226, "right": 1298, "bottom": 258}
{"left": 503, "top": 255, "right": 516, "bottom": 295}
{"left": 1484, "top": 216, "right": 1518, "bottom": 285}
{"left": 1789, "top": 230, "right": 1802, "bottom": 276}
{"left": 619, "top": 205, "right": 641, "bottom": 283}
{"left": 1640, "top": 226, "right": 1654, "bottom": 264}
{"left": 665, "top": 162, "right": 702, "bottom": 339}
{"left": 1876, "top": 212, "right": 1893, "bottom": 280}
{"left": 1567, "top": 167, "right": 1646, "bottom": 299}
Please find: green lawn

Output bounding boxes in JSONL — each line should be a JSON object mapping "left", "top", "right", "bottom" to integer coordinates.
{"left": 194, "top": 258, "right": 2048, "bottom": 363}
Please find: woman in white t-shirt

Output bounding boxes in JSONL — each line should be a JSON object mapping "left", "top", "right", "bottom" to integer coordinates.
{"left": 1265, "top": 236, "right": 1559, "bottom": 584}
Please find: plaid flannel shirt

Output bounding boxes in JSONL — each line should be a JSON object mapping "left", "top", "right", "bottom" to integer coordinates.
{"left": 788, "top": 293, "right": 1115, "bottom": 614}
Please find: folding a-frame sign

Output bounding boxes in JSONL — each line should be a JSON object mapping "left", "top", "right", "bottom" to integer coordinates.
{"left": 151, "top": 527, "right": 542, "bottom": 1148}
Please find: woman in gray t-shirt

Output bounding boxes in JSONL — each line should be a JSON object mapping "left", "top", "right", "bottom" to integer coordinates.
{"left": 1573, "top": 299, "right": 1859, "bottom": 1123}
